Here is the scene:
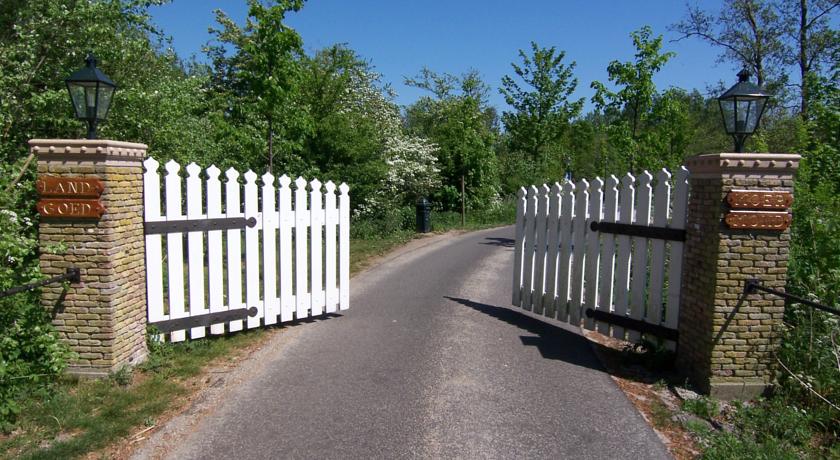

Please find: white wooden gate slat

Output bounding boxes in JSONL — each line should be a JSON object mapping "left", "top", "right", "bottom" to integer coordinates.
{"left": 596, "top": 175, "right": 619, "bottom": 336}
{"left": 278, "top": 175, "right": 294, "bottom": 322}
{"left": 556, "top": 181, "right": 575, "bottom": 322}
{"left": 143, "top": 158, "right": 166, "bottom": 335}
{"left": 543, "top": 183, "right": 562, "bottom": 318}
{"left": 611, "top": 173, "right": 635, "bottom": 340}
{"left": 568, "top": 179, "right": 589, "bottom": 325}
{"left": 164, "top": 160, "right": 187, "bottom": 343}
{"left": 262, "top": 172, "right": 279, "bottom": 325}
{"left": 646, "top": 169, "right": 671, "bottom": 326}
{"left": 533, "top": 184, "right": 550, "bottom": 315}
{"left": 582, "top": 178, "right": 603, "bottom": 331}
{"left": 339, "top": 183, "right": 350, "bottom": 311}
{"left": 244, "top": 171, "right": 261, "bottom": 329}
{"left": 324, "top": 181, "right": 338, "bottom": 314}
{"left": 206, "top": 166, "right": 225, "bottom": 336}
{"left": 512, "top": 188, "right": 527, "bottom": 307}
{"left": 310, "top": 179, "right": 324, "bottom": 316}
{"left": 665, "top": 167, "right": 689, "bottom": 330}
{"left": 628, "top": 171, "right": 652, "bottom": 343}
{"left": 294, "top": 177, "right": 309, "bottom": 319}
{"left": 186, "top": 163, "right": 207, "bottom": 339}
{"left": 522, "top": 186, "right": 538, "bottom": 311}
{"left": 225, "top": 168, "right": 244, "bottom": 332}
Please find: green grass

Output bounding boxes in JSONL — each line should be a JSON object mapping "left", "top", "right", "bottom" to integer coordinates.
{"left": 350, "top": 230, "right": 415, "bottom": 275}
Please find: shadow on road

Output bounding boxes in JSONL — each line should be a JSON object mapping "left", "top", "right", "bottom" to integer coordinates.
{"left": 444, "top": 296, "right": 605, "bottom": 372}
{"left": 479, "top": 237, "right": 515, "bottom": 248}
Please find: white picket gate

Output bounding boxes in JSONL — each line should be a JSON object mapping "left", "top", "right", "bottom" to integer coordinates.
{"left": 512, "top": 168, "right": 689, "bottom": 344}
{"left": 143, "top": 157, "right": 350, "bottom": 342}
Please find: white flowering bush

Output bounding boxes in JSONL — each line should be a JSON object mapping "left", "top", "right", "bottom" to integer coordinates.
{"left": 383, "top": 135, "right": 441, "bottom": 204}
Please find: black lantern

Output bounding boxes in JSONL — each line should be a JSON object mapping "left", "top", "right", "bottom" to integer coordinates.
{"left": 717, "top": 69, "right": 769, "bottom": 153}
{"left": 65, "top": 53, "right": 117, "bottom": 139}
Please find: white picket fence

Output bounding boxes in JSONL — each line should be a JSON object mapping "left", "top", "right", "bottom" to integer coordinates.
{"left": 143, "top": 157, "right": 350, "bottom": 342}
{"left": 512, "top": 168, "right": 689, "bottom": 343}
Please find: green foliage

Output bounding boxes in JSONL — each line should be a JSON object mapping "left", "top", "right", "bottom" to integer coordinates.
{"left": 207, "top": 0, "right": 310, "bottom": 173}
{"left": 405, "top": 69, "right": 500, "bottom": 211}
{"left": 590, "top": 26, "right": 689, "bottom": 175}
{"left": 0, "top": 166, "right": 71, "bottom": 431}
{"left": 499, "top": 42, "right": 584, "bottom": 172}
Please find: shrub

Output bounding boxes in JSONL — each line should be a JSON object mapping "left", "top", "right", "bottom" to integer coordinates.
{"left": 0, "top": 164, "right": 71, "bottom": 430}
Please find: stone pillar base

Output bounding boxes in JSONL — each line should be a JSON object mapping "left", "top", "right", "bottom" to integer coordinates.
{"left": 710, "top": 379, "right": 771, "bottom": 400}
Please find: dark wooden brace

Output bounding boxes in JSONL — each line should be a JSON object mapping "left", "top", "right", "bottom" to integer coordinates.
{"left": 149, "top": 307, "right": 259, "bottom": 333}
{"left": 589, "top": 221, "right": 686, "bottom": 242}
{"left": 144, "top": 217, "right": 257, "bottom": 235}
{"left": 585, "top": 308, "right": 679, "bottom": 342}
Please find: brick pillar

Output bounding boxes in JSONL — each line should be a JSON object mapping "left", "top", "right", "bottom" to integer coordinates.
{"left": 33, "top": 139, "right": 148, "bottom": 378}
{"left": 677, "top": 152, "right": 800, "bottom": 399}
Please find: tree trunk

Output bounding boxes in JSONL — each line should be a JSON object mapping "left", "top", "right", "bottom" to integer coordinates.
{"left": 799, "top": 0, "right": 809, "bottom": 118}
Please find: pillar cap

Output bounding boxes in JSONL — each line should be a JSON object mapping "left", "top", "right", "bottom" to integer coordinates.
{"left": 29, "top": 139, "right": 147, "bottom": 162}
{"left": 685, "top": 152, "right": 800, "bottom": 178}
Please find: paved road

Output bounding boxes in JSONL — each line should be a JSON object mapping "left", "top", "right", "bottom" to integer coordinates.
{"left": 159, "top": 226, "right": 669, "bottom": 459}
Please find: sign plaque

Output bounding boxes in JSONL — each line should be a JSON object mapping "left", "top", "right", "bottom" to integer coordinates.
{"left": 726, "top": 190, "right": 792, "bottom": 210}
{"left": 725, "top": 211, "right": 791, "bottom": 231}
{"left": 37, "top": 176, "right": 104, "bottom": 198}
{"left": 36, "top": 175, "right": 105, "bottom": 218}
{"left": 37, "top": 199, "right": 106, "bottom": 218}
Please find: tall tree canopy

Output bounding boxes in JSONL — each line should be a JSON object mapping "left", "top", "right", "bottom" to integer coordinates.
{"left": 499, "top": 42, "right": 584, "bottom": 170}
{"left": 207, "top": 0, "right": 309, "bottom": 172}
{"left": 405, "top": 69, "right": 499, "bottom": 210}
{"left": 590, "top": 26, "right": 684, "bottom": 173}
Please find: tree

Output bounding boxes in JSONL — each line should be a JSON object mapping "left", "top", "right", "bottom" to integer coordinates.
{"left": 672, "top": 0, "right": 789, "bottom": 89}
{"left": 499, "top": 42, "right": 584, "bottom": 172}
{"left": 779, "top": 0, "right": 840, "bottom": 117}
{"left": 405, "top": 69, "right": 499, "bottom": 210}
{"left": 0, "top": 0, "right": 216, "bottom": 427}
{"left": 207, "top": 0, "right": 309, "bottom": 172}
{"left": 590, "top": 26, "right": 679, "bottom": 172}
{"left": 672, "top": 0, "right": 839, "bottom": 117}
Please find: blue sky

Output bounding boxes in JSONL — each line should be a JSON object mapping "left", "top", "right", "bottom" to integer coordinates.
{"left": 149, "top": 0, "right": 740, "bottom": 112}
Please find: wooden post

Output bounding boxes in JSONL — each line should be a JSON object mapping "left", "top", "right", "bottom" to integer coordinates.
{"left": 460, "top": 175, "right": 466, "bottom": 227}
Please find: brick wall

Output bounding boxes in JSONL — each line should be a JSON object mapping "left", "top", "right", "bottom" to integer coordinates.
{"left": 677, "top": 153, "right": 799, "bottom": 399}
{"left": 33, "top": 139, "right": 148, "bottom": 377}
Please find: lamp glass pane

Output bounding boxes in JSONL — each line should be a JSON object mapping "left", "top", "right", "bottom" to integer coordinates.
{"left": 67, "top": 83, "right": 90, "bottom": 119}
{"left": 746, "top": 98, "right": 766, "bottom": 132}
{"left": 719, "top": 98, "right": 736, "bottom": 133}
{"left": 96, "top": 85, "right": 115, "bottom": 119}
